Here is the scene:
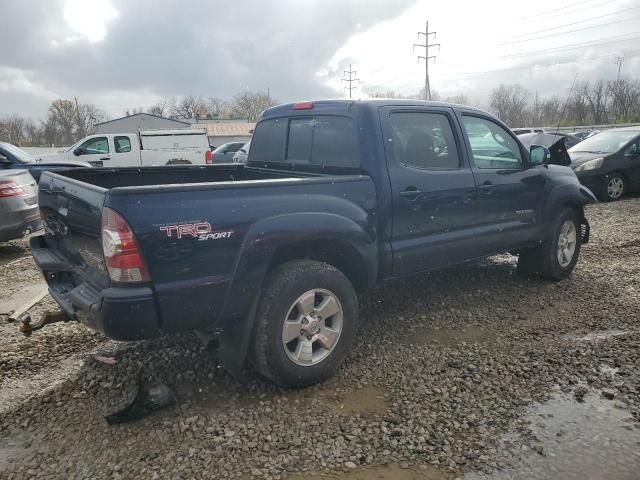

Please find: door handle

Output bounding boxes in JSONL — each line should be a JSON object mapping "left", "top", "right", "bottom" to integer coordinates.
{"left": 479, "top": 181, "right": 496, "bottom": 195}
{"left": 100, "top": 156, "right": 110, "bottom": 160}
{"left": 400, "top": 187, "right": 422, "bottom": 200}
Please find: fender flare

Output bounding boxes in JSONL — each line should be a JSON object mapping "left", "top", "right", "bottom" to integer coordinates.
{"left": 541, "top": 183, "right": 597, "bottom": 240}
{"left": 216, "top": 212, "right": 377, "bottom": 374}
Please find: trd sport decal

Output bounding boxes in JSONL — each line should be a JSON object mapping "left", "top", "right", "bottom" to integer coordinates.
{"left": 159, "top": 222, "right": 233, "bottom": 241}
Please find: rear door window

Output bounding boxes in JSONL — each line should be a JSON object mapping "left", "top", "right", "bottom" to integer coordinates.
{"left": 114, "top": 136, "right": 132, "bottom": 153}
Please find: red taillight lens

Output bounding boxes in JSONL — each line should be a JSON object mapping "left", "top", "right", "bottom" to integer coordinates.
{"left": 0, "top": 180, "right": 26, "bottom": 198}
{"left": 292, "top": 101, "right": 313, "bottom": 110}
{"left": 101, "top": 207, "right": 150, "bottom": 283}
{"left": 205, "top": 150, "right": 213, "bottom": 164}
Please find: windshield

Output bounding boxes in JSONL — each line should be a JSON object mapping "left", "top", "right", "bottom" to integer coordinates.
{"left": 0, "top": 142, "right": 34, "bottom": 163}
{"left": 569, "top": 131, "right": 638, "bottom": 154}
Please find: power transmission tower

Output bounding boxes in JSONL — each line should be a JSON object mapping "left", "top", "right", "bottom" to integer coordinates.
{"left": 341, "top": 64, "right": 360, "bottom": 98}
{"left": 414, "top": 21, "right": 440, "bottom": 100}
{"left": 615, "top": 56, "right": 624, "bottom": 80}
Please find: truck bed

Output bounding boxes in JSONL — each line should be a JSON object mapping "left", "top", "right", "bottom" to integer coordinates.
{"left": 34, "top": 164, "right": 377, "bottom": 341}
{"left": 60, "top": 164, "right": 306, "bottom": 189}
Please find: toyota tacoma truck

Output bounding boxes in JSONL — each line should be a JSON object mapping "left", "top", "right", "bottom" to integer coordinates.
{"left": 29, "top": 100, "right": 596, "bottom": 387}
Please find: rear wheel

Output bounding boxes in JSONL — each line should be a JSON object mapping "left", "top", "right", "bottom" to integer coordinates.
{"left": 517, "top": 207, "right": 581, "bottom": 281}
{"left": 600, "top": 173, "right": 626, "bottom": 201}
{"left": 251, "top": 260, "right": 358, "bottom": 387}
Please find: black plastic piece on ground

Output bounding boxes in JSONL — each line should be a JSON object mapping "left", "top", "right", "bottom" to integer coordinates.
{"left": 105, "top": 379, "right": 176, "bottom": 425}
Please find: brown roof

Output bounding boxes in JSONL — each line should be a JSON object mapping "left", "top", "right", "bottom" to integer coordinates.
{"left": 192, "top": 122, "right": 255, "bottom": 137}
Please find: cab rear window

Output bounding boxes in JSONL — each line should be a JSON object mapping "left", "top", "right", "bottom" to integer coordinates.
{"left": 249, "top": 115, "right": 360, "bottom": 169}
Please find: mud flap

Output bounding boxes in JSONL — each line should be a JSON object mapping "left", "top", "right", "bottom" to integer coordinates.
{"left": 217, "top": 292, "right": 260, "bottom": 376}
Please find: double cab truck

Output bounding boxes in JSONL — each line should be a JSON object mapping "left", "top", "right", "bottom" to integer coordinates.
{"left": 37, "top": 129, "right": 212, "bottom": 168}
{"left": 30, "top": 100, "right": 596, "bottom": 387}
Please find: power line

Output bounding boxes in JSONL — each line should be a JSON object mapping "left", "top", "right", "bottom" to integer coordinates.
{"left": 503, "top": 32, "right": 640, "bottom": 59}
{"left": 414, "top": 20, "right": 440, "bottom": 100}
{"left": 501, "top": 11, "right": 640, "bottom": 45}
{"left": 513, "top": 0, "right": 617, "bottom": 22}
{"left": 504, "top": 5, "right": 640, "bottom": 43}
{"left": 442, "top": 49, "right": 640, "bottom": 78}
{"left": 341, "top": 64, "right": 360, "bottom": 98}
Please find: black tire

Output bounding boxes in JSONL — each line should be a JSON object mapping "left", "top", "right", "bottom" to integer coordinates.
{"left": 599, "top": 173, "right": 626, "bottom": 202}
{"left": 251, "top": 260, "right": 358, "bottom": 387}
{"left": 517, "top": 207, "right": 581, "bottom": 281}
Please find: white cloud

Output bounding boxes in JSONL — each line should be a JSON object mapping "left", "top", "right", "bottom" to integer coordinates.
{"left": 326, "top": 0, "right": 640, "bottom": 101}
{"left": 63, "top": 0, "right": 118, "bottom": 43}
{"left": 0, "top": 67, "right": 59, "bottom": 100}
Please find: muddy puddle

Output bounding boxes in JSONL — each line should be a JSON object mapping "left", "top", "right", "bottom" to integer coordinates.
{"left": 409, "top": 326, "right": 487, "bottom": 346}
{"left": 287, "top": 463, "right": 452, "bottom": 480}
{"left": 464, "top": 392, "right": 640, "bottom": 479}
{"left": 334, "top": 385, "right": 390, "bottom": 416}
{"left": 181, "top": 382, "right": 390, "bottom": 419}
{"left": 568, "top": 329, "right": 633, "bottom": 342}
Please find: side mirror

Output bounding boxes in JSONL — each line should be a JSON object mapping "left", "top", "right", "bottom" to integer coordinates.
{"left": 0, "top": 154, "right": 11, "bottom": 164}
{"left": 530, "top": 145, "right": 550, "bottom": 166}
{"left": 624, "top": 145, "right": 639, "bottom": 159}
{"left": 73, "top": 147, "right": 83, "bottom": 156}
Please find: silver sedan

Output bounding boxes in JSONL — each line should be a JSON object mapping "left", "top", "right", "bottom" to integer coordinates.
{"left": 0, "top": 170, "right": 42, "bottom": 242}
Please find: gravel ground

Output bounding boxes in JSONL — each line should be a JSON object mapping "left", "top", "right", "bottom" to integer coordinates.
{"left": 1, "top": 197, "right": 639, "bottom": 479}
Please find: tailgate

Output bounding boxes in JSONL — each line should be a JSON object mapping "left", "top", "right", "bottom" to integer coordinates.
{"left": 37, "top": 171, "right": 109, "bottom": 285}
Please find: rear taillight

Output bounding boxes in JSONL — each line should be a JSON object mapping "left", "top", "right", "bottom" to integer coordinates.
{"left": 205, "top": 150, "right": 213, "bottom": 164}
{"left": 0, "top": 180, "right": 26, "bottom": 198}
{"left": 101, "top": 207, "right": 150, "bottom": 283}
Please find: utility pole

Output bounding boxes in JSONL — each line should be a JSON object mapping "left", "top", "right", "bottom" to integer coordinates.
{"left": 615, "top": 56, "right": 624, "bottom": 80}
{"left": 414, "top": 21, "right": 440, "bottom": 100}
{"left": 341, "top": 64, "right": 360, "bottom": 99}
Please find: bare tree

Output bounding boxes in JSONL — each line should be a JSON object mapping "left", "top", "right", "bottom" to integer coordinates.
{"left": 368, "top": 90, "right": 409, "bottom": 99}
{"left": 23, "top": 118, "right": 40, "bottom": 145}
{"left": 206, "top": 97, "right": 232, "bottom": 119}
{"left": 231, "top": 90, "right": 276, "bottom": 122}
{"left": 580, "top": 81, "right": 608, "bottom": 124}
{"left": 489, "top": 84, "right": 530, "bottom": 126}
{"left": 539, "top": 96, "right": 562, "bottom": 126}
{"left": 75, "top": 101, "right": 106, "bottom": 138}
{"left": 0, "top": 115, "right": 27, "bottom": 145}
{"left": 48, "top": 99, "right": 77, "bottom": 146}
{"left": 171, "top": 95, "right": 207, "bottom": 119}
{"left": 444, "top": 94, "right": 470, "bottom": 106}
{"left": 147, "top": 97, "right": 173, "bottom": 117}
{"left": 608, "top": 78, "right": 640, "bottom": 121}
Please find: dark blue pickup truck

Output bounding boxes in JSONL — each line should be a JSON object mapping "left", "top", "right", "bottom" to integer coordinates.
{"left": 30, "top": 100, "right": 596, "bottom": 387}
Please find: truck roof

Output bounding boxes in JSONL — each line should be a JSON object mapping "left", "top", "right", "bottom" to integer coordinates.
{"left": 262, "top": 99, "right": 486, "bottom": 120}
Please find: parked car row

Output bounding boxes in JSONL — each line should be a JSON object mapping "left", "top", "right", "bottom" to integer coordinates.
{"left": 568, "top": 127, "right": 640, "bottom": 201}
{"left": 512, "top": 125, "right": 640, "bottom": 201}
{"left": 0, "top": 169, "right": 42, "bottom": 242}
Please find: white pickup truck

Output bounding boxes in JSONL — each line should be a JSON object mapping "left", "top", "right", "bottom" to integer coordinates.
{"left": 39, "top": 129, "right": 212, "bottom": 167}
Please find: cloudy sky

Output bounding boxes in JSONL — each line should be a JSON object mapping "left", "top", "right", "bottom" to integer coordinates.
{"left": 1, "top": 0, "right": 639, "bottom": 118}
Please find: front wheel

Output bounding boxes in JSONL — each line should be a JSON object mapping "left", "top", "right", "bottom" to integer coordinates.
{"left": 251, "top": 260, "right": 358, "bottom": 387}
{"left": 517, "top": 207, "right": 581, "bottom": 281}
{"left": 600, "top": 173, "right": 625, "bottom": 202}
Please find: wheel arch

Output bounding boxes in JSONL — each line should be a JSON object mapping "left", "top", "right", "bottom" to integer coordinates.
{"left": 216, "top": 212, "right": 377, "bottom": 375}
{"left": 542, "top": 184, "right": 595, "bottom": 244}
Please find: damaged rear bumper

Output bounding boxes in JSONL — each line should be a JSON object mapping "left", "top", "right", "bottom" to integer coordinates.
{"left": 30, "top": 235, "right": 161, "bottom": 341}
